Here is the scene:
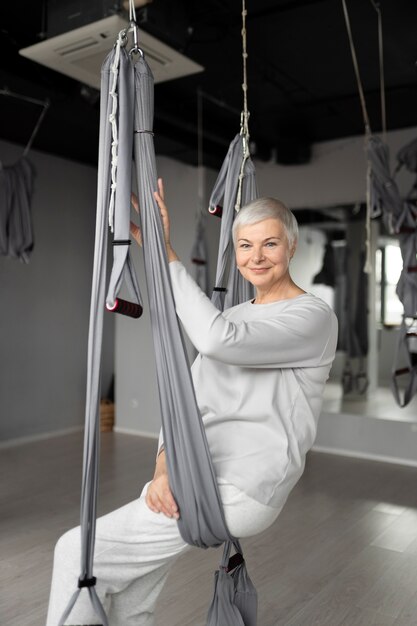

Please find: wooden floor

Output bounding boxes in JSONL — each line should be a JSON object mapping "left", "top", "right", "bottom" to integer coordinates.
{"left": 2, "top": 432, "right": 417, "bottom": 626}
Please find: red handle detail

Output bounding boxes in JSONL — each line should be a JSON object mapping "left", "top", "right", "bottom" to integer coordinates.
{"left": 208, "top": 205, "right": 223, "bottom": 218}
{"left": 106, "top": 298, "right": 143, "bottom": 319}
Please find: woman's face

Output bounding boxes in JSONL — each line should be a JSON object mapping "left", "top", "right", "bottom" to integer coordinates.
{"left": 235, "top": 218, "right": 294, "bottom": 292}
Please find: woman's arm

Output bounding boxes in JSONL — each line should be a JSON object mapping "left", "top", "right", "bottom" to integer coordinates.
{"left": 169, "top": 260, "right": 338, "bottom": 369}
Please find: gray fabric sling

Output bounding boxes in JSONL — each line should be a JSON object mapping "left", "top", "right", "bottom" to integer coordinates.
{"left": 390, "top": 199, "right": 417, "bottom": 407}
{"left": 58, "top": 48, "right": 114, "bottom": 626}
{"left": 132, "top": 52, "right": 257, "bottom": 624}
{"left": 366, "top": 135, "right": 403, "bottom": 232}
{"left": 209, "top": 134, "right": 256, "bottom": 311}
{"left": 60, "top": 31, "right": 257, "bottom": 626}
{"left": 0, "top": 157, "right": 35, "bottom": 262}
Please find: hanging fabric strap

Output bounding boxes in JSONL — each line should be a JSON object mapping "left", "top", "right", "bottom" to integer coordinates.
{"left": 132, "top": 52, "right": 230, "bottom": 546}
{"left": 391, "top": 317, "right": 417, "bottom": 407}
{"left": 209, "top": 134, "right": 256, "bottom": 311}
{"left": 58, "top": 45, "right": 115, "bottom": 626}
{"left": 105, "top": 34, "right": 142, "bottom": 316}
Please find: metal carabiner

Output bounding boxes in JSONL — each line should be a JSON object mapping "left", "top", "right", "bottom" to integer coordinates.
{"left": 128, "top": 20, "right": 144, "bottom": 57}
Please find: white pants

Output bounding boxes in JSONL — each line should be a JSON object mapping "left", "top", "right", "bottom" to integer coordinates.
{"left": 46, "top": 480, "right": 280, "bottom": 626}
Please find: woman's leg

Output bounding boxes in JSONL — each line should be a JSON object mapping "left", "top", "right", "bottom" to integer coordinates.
{"left": 46, "top": 483, "right": 190, "bottom": 626}
{"left": 218, "top": 480, "right": 282, "bottom": 538}
{"left": 47, "top": 481, "right": 281, "bottom": 626}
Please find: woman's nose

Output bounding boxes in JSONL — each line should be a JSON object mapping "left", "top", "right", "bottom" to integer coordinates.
{"left": 252, "top": 248, "right": 265, "bottom": 262}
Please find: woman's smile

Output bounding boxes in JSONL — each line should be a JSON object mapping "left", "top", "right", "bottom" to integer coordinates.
{"left": 235, "top": 218, "right": 297, "bottom": 302}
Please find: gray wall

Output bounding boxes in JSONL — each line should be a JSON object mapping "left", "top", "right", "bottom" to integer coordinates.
{"left": 0, "top": 139, "right": 114, "bottom": 442}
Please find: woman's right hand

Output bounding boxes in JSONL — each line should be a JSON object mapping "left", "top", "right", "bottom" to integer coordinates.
{"left": 145, "top": 451, "right": 179, "bottom": 519}
{"left": 153, "top": 178, "right": 179, "bottom": 263}
{"left": 130, "top": 178, "right": 179, "bottom": 263}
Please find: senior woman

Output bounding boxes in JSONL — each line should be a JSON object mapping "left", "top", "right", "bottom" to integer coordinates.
{"left": 46, "top": 181, "right": 337, "bottom": 626}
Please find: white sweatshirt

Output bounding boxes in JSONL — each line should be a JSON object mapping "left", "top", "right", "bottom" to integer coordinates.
{"left": 163, "top": 261, "right": 338, "bottom": 510}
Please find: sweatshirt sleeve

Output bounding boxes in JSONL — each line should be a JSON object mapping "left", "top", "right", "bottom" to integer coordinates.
{"left": 169, "top": 261, "right": 337, "bottom": 369}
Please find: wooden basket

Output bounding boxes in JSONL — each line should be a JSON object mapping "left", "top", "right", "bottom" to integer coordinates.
{"left": 100, "top": 399, "right": 115, "bottom": 433}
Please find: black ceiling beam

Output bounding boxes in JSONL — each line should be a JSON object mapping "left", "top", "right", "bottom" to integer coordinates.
{"left": 248, "top": 0, "right": 332, "bottom": 21}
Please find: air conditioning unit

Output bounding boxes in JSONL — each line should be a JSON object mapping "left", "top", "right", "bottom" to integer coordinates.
{"left": 19, "top": 14, "right": 203, "bottom": 87}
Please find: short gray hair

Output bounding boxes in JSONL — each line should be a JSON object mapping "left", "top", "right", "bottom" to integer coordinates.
{"left": 232, "top": 197, "right": 298, "bottom": 248}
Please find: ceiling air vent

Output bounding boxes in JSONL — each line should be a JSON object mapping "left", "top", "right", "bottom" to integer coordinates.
{"left": 19, "top": 15, "right": 203, "bottom": 87}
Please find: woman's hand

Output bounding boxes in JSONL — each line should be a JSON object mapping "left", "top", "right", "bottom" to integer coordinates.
{"left": 130, "top": 193, "right": 142, "bottom": 246}
{"left": 129, "top": 178, "right": 179, "bottom": 263}
{"left": 145, "top": 450, "right": 180, "bottom": 520}
{"left": 153, "top": 178, "right": 178, "bottom": 263}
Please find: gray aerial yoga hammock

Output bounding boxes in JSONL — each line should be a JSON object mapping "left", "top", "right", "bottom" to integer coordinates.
{"left": 58, "top": 19, "right": 257, "bottom": 626}
{"left": 209, "top": 134, "right": 256, "bottom": 310}
{"left": 0, "top": 157, "right": 35, "bottom": 262}
{"left": 390, "top": 139, "right": 417, "bottom": 407}
{"left": 0, "top": 90, "right": 49, "bottom": 263}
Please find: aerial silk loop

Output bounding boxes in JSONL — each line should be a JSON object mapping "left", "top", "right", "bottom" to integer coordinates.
{"left": 209, "top": 134, "right": 257, "bottom": 311}
{"left": 59, "top": 12, "right": 257, "bottom": 626}
{"left": 391, "top": 316, "right": 417, "bottom": 407}
{"left": 396, "top": 137, "right": 417, "bottom": 197}
{"left": 394, "top": 141, "right": 417, "bottom": 321}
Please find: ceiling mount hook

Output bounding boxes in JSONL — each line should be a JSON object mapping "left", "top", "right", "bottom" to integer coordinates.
{"left": 127, "top": 0, "right": 143, "bottom": 57}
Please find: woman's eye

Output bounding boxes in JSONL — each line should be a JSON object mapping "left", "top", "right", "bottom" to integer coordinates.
{"left": 239, "top": 243, "right": 250, "bottom": 249}
{"left": 265, "top": 242, "right": 277, "bottom": 248}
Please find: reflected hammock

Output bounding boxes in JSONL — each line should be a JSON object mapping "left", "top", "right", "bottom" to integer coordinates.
{"left": 342, "top": 0, "right": 417, "bottom": 405}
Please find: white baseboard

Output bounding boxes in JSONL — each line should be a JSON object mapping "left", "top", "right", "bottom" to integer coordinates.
{"left": 113, "top": 426, "right": 158, "bottom": 439}
{"left": 0, "top": 425, "right": 84, "bottom": 449}
{"left": 314, "top": 410, "right": 417, "bottom": 468}
{"left": 312, "top": 444, "right": 417, "bottom": 468}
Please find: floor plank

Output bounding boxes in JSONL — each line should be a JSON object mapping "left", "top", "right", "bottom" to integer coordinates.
{"left": 2, "top": 432, "right": 417, "bottom": 625}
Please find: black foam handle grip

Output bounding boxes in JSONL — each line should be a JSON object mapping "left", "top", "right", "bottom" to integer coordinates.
{"left": 208, "top": 205, "right": 223, "bottom": 218}
{"left": 106, "top": 298, "right": 143, "bottom": 319}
